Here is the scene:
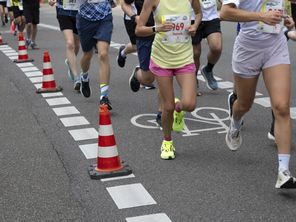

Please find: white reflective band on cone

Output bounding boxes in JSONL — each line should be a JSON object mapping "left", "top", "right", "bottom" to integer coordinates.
{"left": 99, "top": 125, "right": 114, "bottom": 136}
{"left": 19, "top": 50, "right": 27, "bottom": 55}
{"left": 42, "top": 74, "right": 54, "bottom": 82}
{"left": 19, "top": 40, "right": 25, "bottom": 45}
{"left": 98, "top": 145, "right": 119, "bottom": 158}
{"left": 43, "top": 62, "right": 52, "bottom": 69}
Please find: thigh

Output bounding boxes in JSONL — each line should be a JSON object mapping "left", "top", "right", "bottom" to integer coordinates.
{"left": 175, "top": 72, "right": 197, "bottom": 102}
{"left": 95, "top": 14, "right": 113, "bottom": 43}
{"left": 76, "top": 15, "right": 96, "bottom": 52}
{"left": 207, "top": 32, "right": 222, "bottom": 52}
{"left": 155, "top": 76, "right": 175, "bottom": 108}
{"left": 263, "top": 64, "right": 291, "bottom": 108}
{"left": 234, "top": 74, "right": 258, "bottom": 107}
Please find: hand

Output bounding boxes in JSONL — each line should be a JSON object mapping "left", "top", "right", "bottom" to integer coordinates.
{"left": 157, "top": 22, "right": 174, "bottom": 32}
{"left": 49, "top": 0, "right": 56, "bottom": 7}
{"left": 284, "top": 17, "right": 295, "bottom": 30}
{"left": 260, "top": 10, "right": 282, "bottom": 26}
{"left": 187, "top": 25, "right": 197, "bottom": 36}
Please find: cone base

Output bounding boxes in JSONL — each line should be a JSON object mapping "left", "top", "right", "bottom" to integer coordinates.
{"left": 88, "top": 162, "right": 132, "bottom": 180}
{"left": 0, "top": 42, "right": 8, "bottom": 45}
{"left": 36, "top": 86, "right": 63, "bottom": 94}
{"left": 14, "top": 58, "right": 34, "bottom": 63}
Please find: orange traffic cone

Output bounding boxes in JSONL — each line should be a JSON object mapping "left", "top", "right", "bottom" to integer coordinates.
{"left": 14, "top": 32, "right": 34, "bottom": 63}
{"left": 36, "top": 51, "right": 63, "bottom": 93}
{"left": 0, "top": 34, "right": 7, "bottom": 45}
{"left": 88, "top": 104, "right": 132, "bottom": 179}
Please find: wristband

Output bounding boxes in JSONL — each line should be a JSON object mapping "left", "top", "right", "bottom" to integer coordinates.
{"left": 152, "top": 26, "right": 156, "bottom": 33}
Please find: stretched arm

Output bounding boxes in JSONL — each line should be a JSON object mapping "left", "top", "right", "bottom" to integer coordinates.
{"left": 189, "top": 0, "right": 202, "bottom": 35}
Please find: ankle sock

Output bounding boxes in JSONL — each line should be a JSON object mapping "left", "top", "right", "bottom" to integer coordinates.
{"left": 278, "top": 154, "right": 290, "bottom": 172}
{"left": 100, "top": 84, "right": 109, "bottom": 99}
{"left": 205, "top": 63, "right": 214, "bottom": 73}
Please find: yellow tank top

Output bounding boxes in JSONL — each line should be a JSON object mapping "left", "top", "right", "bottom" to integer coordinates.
{"left": 10, "top": 0, "right": 20, "bottom": 7}
{"left": 151, "top": 0, "right": 193, "bottom": 68}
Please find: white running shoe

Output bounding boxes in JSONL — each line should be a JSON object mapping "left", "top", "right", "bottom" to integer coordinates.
{"left": 275, "top": 170, "right": 296, "bottom": 189}
{"left": 225, "top": 118, "right": 242, "bottom": 151}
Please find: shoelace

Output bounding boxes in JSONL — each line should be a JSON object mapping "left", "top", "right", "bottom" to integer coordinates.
{"left": 163, "top": 142, "right": 173, "bottom": 152}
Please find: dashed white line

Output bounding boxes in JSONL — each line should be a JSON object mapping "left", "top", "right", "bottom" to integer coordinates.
{"left": 24, "top": 71, "right": 43, "bottom": 77}
{"left": 68, "top": 128, "right": 97, "bottom": 141}
{"left": 60, "top": 116, "right": 90, "bottom": 127}
{"left": 79, "top": 143, "right": 98, "bottom": 159}
{"left": 46, "top": 97, "right": 71, "bottom": 106}
{"left": 106, "top": 183, "right": 157, "bottom": 209}
{"left": 126, "top": 213, "right": 172, "bottom": 222}
{"left": 52, "top": 106, "right": 80, "bottom": 116}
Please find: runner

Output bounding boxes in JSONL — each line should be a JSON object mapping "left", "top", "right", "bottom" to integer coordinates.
{"left": 192, "top": 0, "right": 222, "bottom": 91}
{"left": 117, "top": 0, "right": 137, "bottom": 68}
{"left": 0, "top": 0, "right": 8, "bottom": 26}
{"left": 136, "top": 0, "right": 202, "bottom": 159}
{"left": 10, "top": 0, "right": 25, "bottom": 32}
{"left": 23, "top": 0, "right": 39, "bottom": 49}
{"left": 221, "top": 0, "right": 296, "bottom": 189}
{"left": 7, "top": 0, "right": 17, "bottom": 35}
{"left": 49, "top": 0, "right": 81, "bottom": 92}
{"left": 76, "top": 0, "right": 116, "bottom": 109}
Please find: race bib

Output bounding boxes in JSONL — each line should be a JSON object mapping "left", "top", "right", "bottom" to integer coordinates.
{"left": 200, "top": 0, "right": 216, "bottom": 9}
{"left": 257, "top": 0, "right": 284, "bottom": 34}
{"left": 161, "top": 15, "right": 190, "bottom": 44}
{"left": 63, "top": 0, "right": 79, "bottom": 10}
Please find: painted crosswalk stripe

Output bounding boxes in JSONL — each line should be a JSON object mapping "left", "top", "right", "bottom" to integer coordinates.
{"left": 254, "top": 97, "right": 271, "bottom": 108}
{"left": 5, "top": 52, "right": 18, "bottom": 57}
{"left": 79, "top": 143, "right": 97, "bottom": 159}
{"left": 60, "top": 116, "right": 89, "bottom": 127}
{"left": 52, "top": 106, "right": 80, "bottom": 116}
{"left": 2, "top": 50, "right": 16, "bottom": 53}
{"left": 126, "top": 213, "right": 172, "bottom": 222}
{"left": 21, "top": 66, "right": 39, "bottom": 72}
{"left": 9, "top": 56, "right": 18, "bottom": 60}
{"left": 41, "top": 92, "right": 63, "bottom": 98}
{"left": 107, "top": 183, "right": 157, "bottom": 209}
{"left": 46, "top": 97, "right": 71, "bottom": 106}
{"left": 29, "top": 77, "right": 43, "bottom": 83}
{"left": 217, "top": 81, "right": 233, "bottom": 89}
{"left": 16, "top": 62, "right": 34, "bottom": 68}
{"left": 34, "top": 83, "right": 42, "bottom": 89}
{"left": 25, "top": 71, "right": 43, "bottom": 77}
{"left": 290, "top": 107, "right": 296, "bottom": 119}
{"left": 68, "top": 128, "right": 97, "bottom": 141}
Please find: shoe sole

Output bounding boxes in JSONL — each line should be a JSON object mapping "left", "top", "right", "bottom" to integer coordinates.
{"left": 129, "top": 66, "right": 140, "bottom": 92}
{"left": 225, "top": 132, "right": 242, "bottom": 151}
{"left": 161, "top": 155, "right": 175, "bottom": 160}
{"left": 267, "top": 132, "right": 276, "bottom": 142}
{"left": 200, "top": 66, "right": 218, "bottom": 90}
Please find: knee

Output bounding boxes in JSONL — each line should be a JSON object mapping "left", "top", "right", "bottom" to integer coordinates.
{"left": 273, "top": 103, "right": 290, "bottom": 118}
{"left": 236, "top": 100, "right": 252, "bottom": 113}
{"left": 210, "top": 45, "right": 222, "bottom": 55}
{"left": 99, "top": 50, "right": 108, "bottom": 61}
{"left": 142, "top": 72, "right": 154, "bottom": 85}
{"left": 182, "top": 99, "right": 196, "bottom": 112}
{"left": 65, "top": 40, "right": 75, "bottom": 51}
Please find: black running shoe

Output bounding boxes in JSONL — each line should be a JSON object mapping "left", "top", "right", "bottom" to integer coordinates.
{"left": 117, "top": 45, "right": 126, "bottom": 68}
{"left": 80, "top": 76, "right": 91, "bottom": 98}
{"left": 156, "top": 112, "right": 162, "bottom": 130}
{"left": 275, "top": 170, "right": 296, "bottom": 189}
{"left": 100, "top": 96, "right": 112, "bottom": 110}
{"left": 129, "top": 66, "right": 140, "bottom": 92}
{"left": 74, "top": 79, "right": 81, "bottom": 92}
{"left": 268, "top": 110, "right": 275, "bottom": 141}
{"left": 228, "top": 91, "right": 237, "bottom": 118}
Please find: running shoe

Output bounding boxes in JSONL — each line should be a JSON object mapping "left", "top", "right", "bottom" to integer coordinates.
{"left": 172, "top": 98, "right": 184, "bottom": 132}
{"left": 268, "top": 110, "right": 275, "bottom": 142}
{"left": 143, "top": 84, "right": 156, "bottom": 90}
{"left": 201, "top": 65, "right": 218, "bottom": 90}
{"left": 25, "top": 39, "right": 31, "bottom": 47}
{"left": 160, "top": 140, "right": 175, "bottom": 160}
{"left": 117, "top": 45, "right": 126, "bottom": 68}
{"left": 275, "top": 170, "right": 296, "bottom": 189}
{"left": 225, "top": 117, "right": 243, "bottom": 151}
{"left": 74, "top": 79, "right": 81, "bottom": 92}
{"left": 196, "top": 79, "right": 202, "bottom": 96}
{"left": 5, "top": 15, "right": 8, "bottom": 24}
{"left": 228, "top": 91, "right": 237, "bottom": 118}
{"left": 129, "top": 66, "right": 140, "bottom": 92}
{"left": 30, "top": 42, "right": 39, "bottom": 50}
{"left": 156, "top": 112, "right": 162, "bottom": 130}
{"left": 65, "top": 59, "right": 74, "bottom": 81}
{"left": 80, "top": 75, "right": 91, "bottom": 98}
{"left": 100, "top": 96, "right": 112, "bottom": 110}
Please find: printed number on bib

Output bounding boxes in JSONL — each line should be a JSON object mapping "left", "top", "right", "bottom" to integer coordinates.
{"left": 161, "top": 15, "right": 190, "bottom": 44}
{"left": 258, "top": 0, "right": 284, "bottom": 34}
{"left": 200, "top": 0, "right": 216, "bottom": 9}
{"left": 63, "top": 0, "right": 79, "bottom": 10}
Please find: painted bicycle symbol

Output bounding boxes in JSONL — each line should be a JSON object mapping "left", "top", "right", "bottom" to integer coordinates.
{"left": 130, "top": 107, "right": 230, "bottom": 137}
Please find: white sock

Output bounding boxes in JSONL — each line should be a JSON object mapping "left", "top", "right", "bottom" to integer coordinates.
{"left": 278, "top": 154, "right": 290, "bottom": 172}
{"left": 231, "top": 117, "right": 243, "bottom": 130}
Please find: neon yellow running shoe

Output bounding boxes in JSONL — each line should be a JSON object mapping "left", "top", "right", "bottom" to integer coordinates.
{"left": 160, "top": 140, "right": 176, "bottom": 160}
{"left": 172, "top": 98, "right": 184, "bottom": 132}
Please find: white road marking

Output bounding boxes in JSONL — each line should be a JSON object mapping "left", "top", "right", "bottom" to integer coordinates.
{"left": 79, "top": 143, "right": 98, "bottom": 159}
{"left": 46, "top": 97, "right": 71, "bottom": 106}
{"left": 126, "top": 213, "right": 172, "bottom": 222}
{"left": 21, "top": 66, "right": 39, "bottom": 72}
{"left": 60, "top": 116, "right": 89, "bottom": 127}
{"left": 34, "top": 83, "right": 42, "bottom": 89}
{"left": 68, "top": 128, "right": 98, "bottom": 141}
{"left": 217, "top": 81, "right": 233, "bottom": 89}
{"left": 41, "top": 92, "right": 63, "bottom": 98}
{"left": 52, "top": 106, "right": 80, "bottom": 116}
{"left": 29, "top": 77, "right": 43, "bottom": 83}
{"left": 16, "top": 62, "right": 34, "bottom": 68}
{"left": 107, "top": 183, "right": 157, "bottom": 209}
{"left": 291, "top": 107, "right": 296, "bottom": 119}
{"left": 254, "top": 97, "right": 271, "bottom": 108}
{"left": 25, "top": 71, "right": 43, "bottom": 77}
{"left": 101, "top": 174, "right": 135, "bottom": 182}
